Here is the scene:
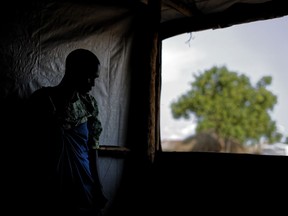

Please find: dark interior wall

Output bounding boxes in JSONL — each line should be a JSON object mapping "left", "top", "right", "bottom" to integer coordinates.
{"left": 150, "top": 152, "right": 288, "bottom": 215}
{"left": 0, "top": 2, "right": 141, "bottom": 215}
{"left": 108, "top": 150, "right": 288, "bottom": 216}
{"left": 0, "top": 2, "right": 41, "bottom": 213}
{"left": 1, "top": 2, "right": 46, "bottom": 156}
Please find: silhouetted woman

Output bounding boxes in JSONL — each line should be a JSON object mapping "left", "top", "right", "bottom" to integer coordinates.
{"left": 27, "top": 49, "right": 107, "bottom": 215}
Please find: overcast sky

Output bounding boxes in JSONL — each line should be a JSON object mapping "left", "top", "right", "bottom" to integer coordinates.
{"left": 160, "top": 15, "right": 288, "bottom": 142}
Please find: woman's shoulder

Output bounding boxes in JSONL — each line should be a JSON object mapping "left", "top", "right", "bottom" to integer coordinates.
{"left": 28, "top": 86, "right": 54, "bottom": 109}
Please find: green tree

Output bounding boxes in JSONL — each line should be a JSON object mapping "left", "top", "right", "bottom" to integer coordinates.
{"left": 171, "top": 66, "right": 282, "bottom": 150}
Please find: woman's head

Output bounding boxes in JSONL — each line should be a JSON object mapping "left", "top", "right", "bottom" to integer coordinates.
{"left": 64, "top": 49, "right": 100, "bottom": 94}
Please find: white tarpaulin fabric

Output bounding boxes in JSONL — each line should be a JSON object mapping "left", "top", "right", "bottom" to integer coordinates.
{"left": 16, "top": 4, "right": 135, "bottom": 148}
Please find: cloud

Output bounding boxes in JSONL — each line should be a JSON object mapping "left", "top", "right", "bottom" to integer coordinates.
{"left": 277, "top": 124, "right": 288, "bottom": 140}
{"left": 161, "top": 119, "right": 197, "bottom": 141}
{"left": 162, "top": 35, "right": 205, "bottom": 83}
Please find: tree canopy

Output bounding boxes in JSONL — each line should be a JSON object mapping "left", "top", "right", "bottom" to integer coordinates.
{"left": 171, "top": 66, "right": 282, "bottom": 146}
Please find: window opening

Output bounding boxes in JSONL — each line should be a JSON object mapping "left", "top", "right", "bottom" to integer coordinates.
{"left": 160, "top": 16, "right": 288, "bottom": 155}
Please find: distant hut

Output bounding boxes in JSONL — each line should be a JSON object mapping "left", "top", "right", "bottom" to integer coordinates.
{"left": 183, "top": 132, "right": 247, "bottom": 153}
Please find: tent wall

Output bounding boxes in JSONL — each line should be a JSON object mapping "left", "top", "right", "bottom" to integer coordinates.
{"left": 0, "top": 1, "right": 155, "bottom": 215}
